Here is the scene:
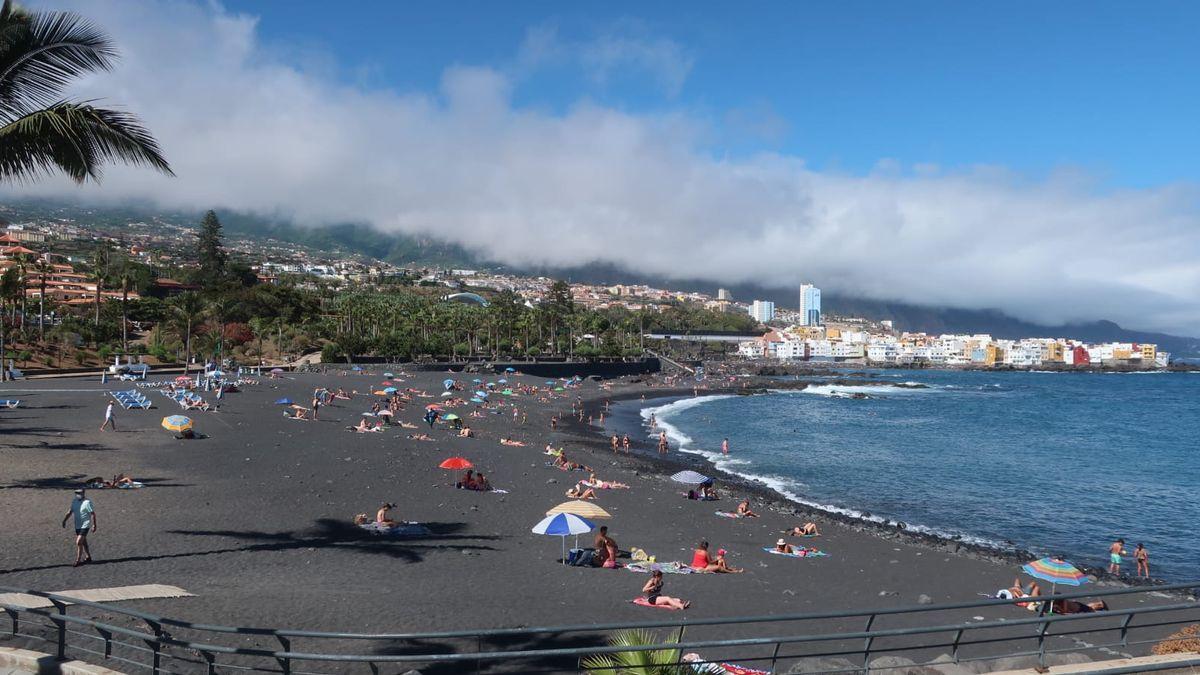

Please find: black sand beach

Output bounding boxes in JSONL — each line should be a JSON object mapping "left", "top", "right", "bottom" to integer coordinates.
{"left": 0, "top": 370, "right": 1189, "bottom": 672}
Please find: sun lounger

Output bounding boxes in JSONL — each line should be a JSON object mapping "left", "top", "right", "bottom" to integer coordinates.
{"left": 714, "top": 511, "right": 743, "bottom": 519}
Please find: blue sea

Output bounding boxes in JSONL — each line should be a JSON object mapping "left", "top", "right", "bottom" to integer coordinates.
{"left": 626, "top": 370, "right": 1200, "bottom": 581}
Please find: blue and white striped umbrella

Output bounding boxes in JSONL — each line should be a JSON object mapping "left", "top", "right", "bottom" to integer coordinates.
{"left": 532, "top": 513, "right": 595, "bottom": 564}
{"left": 670, "top": 470, "right": 711, "bottom": 485}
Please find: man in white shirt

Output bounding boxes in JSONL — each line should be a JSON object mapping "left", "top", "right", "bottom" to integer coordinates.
{"left": 61, "top": 489, "right": 97, "bottom": 566}
{"left": 100, "top": 399, "right": 116, "bottom": 431}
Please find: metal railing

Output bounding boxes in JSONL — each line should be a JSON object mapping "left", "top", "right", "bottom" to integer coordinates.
{"left": 3, "top": 582, "right": 1198, "bottom": 674}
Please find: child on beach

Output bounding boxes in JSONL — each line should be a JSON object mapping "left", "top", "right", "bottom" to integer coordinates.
{"left": 1134, "top": 543, "right": 1150, "bottom": 578}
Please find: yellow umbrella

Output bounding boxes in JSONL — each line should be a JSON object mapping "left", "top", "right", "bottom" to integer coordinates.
{"left": 161, "top": 415, "right": 193, "bottom": 432}
{"left": 546, "top": 500, "right": 611, "bottom": 519}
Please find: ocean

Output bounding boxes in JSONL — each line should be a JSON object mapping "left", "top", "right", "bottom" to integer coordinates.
{"left": 620, "top": 369, "right": 1200, "bottom": 581}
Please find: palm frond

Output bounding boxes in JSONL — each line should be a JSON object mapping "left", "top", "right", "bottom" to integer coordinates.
{"left": 0, "top": 3, "right": 116, "bottom": 119}
{"left": 0, "top": 100, "right": 174, "bottom": 183}
{"left": 581, "top": 629, "right": 687, "bottom": 674}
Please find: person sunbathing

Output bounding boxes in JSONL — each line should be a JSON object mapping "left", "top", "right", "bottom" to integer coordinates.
{"left": 736, "top": 500, "right": 759, "bottom": 518}
{"left": 643, "top": 569, "right": 691, "bottom": 607}
{"left": 399, "top": 421, "right": 418, "bottom": 429}
{"left": 457, "top": 470, "right": 476, "bottom": 489}
{"left": 788, "top": 522, "right": 820, "bottom": 536}
{"left": 586, "top": 473, "right": 629, "bottom": 489}
{"left": 472, "top": 473, "right": 492, "bottom": 491}
{"left": 334, "top": 388, "right": 351, "bottom": 400}
{"left": 999, "top": 578, "right": 1042, "bottom": 608}
{"left": 499, "top": 437, "right": 526, "bottom": 446}
{"left": 544, "top": 445, "right": 562, "bottom": 456}
{"left": 407, "top": 433, "right": 434, "bottom": 441}
{"left": 458, "top": 427, "right": 474, "bottom": 438}
{"left": 566, "top": 483, "right": 597, "bottom": 499}
{"left": 375, "top": 503, "right": 397, "bottom": 527}
{"left": 350, "top": 418, "right": 372, "bottom": 432}
{"left": 1051, "top": 599, "right": 1108, "bottom": 614}
{"left": 773, "top": 539, "right": 795, "bottom": 555}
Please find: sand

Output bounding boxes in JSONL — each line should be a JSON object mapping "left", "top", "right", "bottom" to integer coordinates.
{"left": 0, "top": 370, "right": 1186, "bottom": 673}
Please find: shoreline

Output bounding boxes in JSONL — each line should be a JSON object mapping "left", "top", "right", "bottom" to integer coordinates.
{"left": 573, "top": 382, "right": 1173, "bottom": 589}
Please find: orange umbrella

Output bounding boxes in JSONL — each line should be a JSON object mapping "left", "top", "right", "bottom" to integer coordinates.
{"left": 439, "top": 457, "right": 473, "bottom": 470}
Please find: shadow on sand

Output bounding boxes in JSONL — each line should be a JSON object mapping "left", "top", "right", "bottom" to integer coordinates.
{"left": 371, "top": 630, "right": 604, "bottom": 674}
{"left": 0, "top": 519, "right": 497, "bottom": 575}
{"left": 0, "top": 475, "right": 193, "bottom": 490}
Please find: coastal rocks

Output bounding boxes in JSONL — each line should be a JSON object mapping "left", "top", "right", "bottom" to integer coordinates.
{"left": 785, "top": 657, "right": 859, "bottom": 673}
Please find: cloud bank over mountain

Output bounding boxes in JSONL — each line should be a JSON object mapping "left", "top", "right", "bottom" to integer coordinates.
{"left": 9, "top": 0, "right": 1200, "bottom": 335}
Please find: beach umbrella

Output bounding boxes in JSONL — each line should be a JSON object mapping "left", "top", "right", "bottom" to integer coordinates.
{"left": 425, "top": 403, "right": 442, "bottom": 411}
{"left": 270, "top": 368, "right": 284, "bottom": 374}
{"left": 351, "top": 365, "right": 363, "bottom": 371}
{"left": 443, "top": 413, "right": 460, "bottom": 421}
{"left": 443, "top": 378, "right": 456, "bottom": 389}
{"left": 1022, "top": 557, "right": 1089, "bottom": 614}
{"left": 554, "top": 387, "right": 564, "bottom": 392}
{"left": 383, "top": 387, "right": 398, "bottom": 394}
{"left": 474, "top": 391, "right": 488, "bottom": 398}
{"left": 440, "top": 392, "right": 454, "bottom": 397}
{"left": 472, "top": 378, "right": 482, "bottom": 383}
{"left": 383, "top": 372, "right": 394, "bottom": 378}
{"left": 531, "top": 513, "right": 595, "bottom": 565}
{"left": 498, "top": 378, "right": 507, "bottom": 384}
{"left": 502, "top": 389, "right": 514, "bottom": 396}
{"left": 470, "top": 397, "right": 485, "bottom": 404}
{"left": 361, "top": 412, "right": 375, "bottom": 417}
{"left": 381, "top": 381, "right": 393, "bottom": 386}
{"left": 376, "top": 410, "right": 393, "bottom": 417}
{"left": 439, "top": 457, "right": 473, "bottom": 469}
{"left": 545, "top": 380, "right": 556, "bottom": 385}
{"left": 175, "top": 375, "right": 191, "bottom": 383}
{"left": 161, "top": 415, "right": 192, "bottom": 432}
{"left": 670, "top": 470, "right": 711, "bottom": 485}
{"left": 274, "top": 398, "right": 293, "bottom": 405}
{"left": 505, "top": 367, "right": 516, "bottom": 372}
{"left": 373, "top": 390, "right": 388, "bottom": 396}
{"left": 546, "top": 500, "right": 611, "bottom": 519}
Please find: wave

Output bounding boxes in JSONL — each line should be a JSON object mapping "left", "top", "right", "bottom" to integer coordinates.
{"left": 792, "top": 384, "right": 930, "bottom": 397}
{"left": 640, "top": 391, "right": 1009, "bottom": 551}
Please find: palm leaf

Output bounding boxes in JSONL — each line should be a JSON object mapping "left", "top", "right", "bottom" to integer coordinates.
{"left": 0, "top": 100, "right": 173, "bottom": 183}
{"left": 0, "top": 0, "right": 116, "bottom": 119}
{"left": 581, "top": 629, "right": 687, "bottom": 674}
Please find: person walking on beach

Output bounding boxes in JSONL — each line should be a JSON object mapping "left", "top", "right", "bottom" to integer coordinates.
{"left": 610, "top": 434, "right": 619, "bottom": 453}
{"left": 722, "top": 438, "right": 729, "bottom": 454}
{"left": 1108, "top": 538, "right": 1127, "bottom": 574}
{"left": 1134, "top": 543, "right": 1150, "bottom": 578}
{"left": 657, "top": 431, "right": 668, "bottom": 455}
{"left": 622, "top": 434, "right": 631, "bottom": 453}
{"left": 61, "top": 489, "right": 96, "bottom": 566}
{"left": 99, "top": 400, "right": 116, "bottom": 432}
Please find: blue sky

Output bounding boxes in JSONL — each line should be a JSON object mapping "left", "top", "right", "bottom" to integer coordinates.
{"left": 15, "top": 0, "right": 1200, "bottom": 333}
{"left": 227, "top": 1, "right": 1200, "bottom": 187}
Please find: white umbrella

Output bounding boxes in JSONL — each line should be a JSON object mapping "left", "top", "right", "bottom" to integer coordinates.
{"left": 531, "top": 513, "right": 595, "bottom": 565}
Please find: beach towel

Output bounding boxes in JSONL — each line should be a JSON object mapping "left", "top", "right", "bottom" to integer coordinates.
{"left": 714, "top": 511, "right": 743, "bottom": 519}
{"left": 631, "top": 597, "right": 679, "bottom": 610}
{"left": 625, "top": 561, "right": 695, "bottom": 575}
{"left": 762, "top": 547, "right": 827, "bottom": 558}
{"left": 358, "top": 522, "right": 431, "bottom": 537}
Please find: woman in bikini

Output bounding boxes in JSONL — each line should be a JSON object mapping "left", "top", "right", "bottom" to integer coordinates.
{"left": 566, "top": 483, "right": 597, "bottom": 499}
{"left": 736, "top": 499, "right": 759, "bottom": 517}
{"left": 788, "top": 522, "right": 820, "bottom": 536}
{"left": 375, "top": 503, "right": 397, "bottom": 527}
{"left": 642, "top": 570, "right": 689, "bottom": 609}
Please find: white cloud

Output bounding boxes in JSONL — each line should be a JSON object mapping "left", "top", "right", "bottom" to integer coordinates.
{"left": 8, "top": 0, "right": 1200, "bottom": 336}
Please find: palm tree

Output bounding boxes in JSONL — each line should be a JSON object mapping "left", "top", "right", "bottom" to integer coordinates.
{"left": 580, "top": 629, "right": 687, "bottom": 675}
{"left": 169, "top": 292, "right": 203, "bottom": 373}
{"left": 90, "top": 244, "right": 109, "bottom": 327}
{"left": 0, "top": 0, "right": 173, "bottom": 183}
{"left": 33, "top": 257, "right": 48, "bottom": 341}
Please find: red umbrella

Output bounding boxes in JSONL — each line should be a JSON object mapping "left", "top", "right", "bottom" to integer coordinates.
{"left": 175, "top": 375, "right": 192, "bottom": 383}
{"left": 425, "top": 403, "right": 442, "bottom": 411}
{"left": 439, "top": 457, "right": 473, "bottom": 470}
{"left": 381, "top": 381, "right": 393, "bottom": 386}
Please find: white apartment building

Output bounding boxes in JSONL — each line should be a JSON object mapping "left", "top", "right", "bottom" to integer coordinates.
{"left": 749, "top": 300, "right": 775, "bottom": 323}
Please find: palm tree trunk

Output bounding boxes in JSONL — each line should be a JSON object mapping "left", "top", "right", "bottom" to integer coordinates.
{"left": 183, "top": 318, "right": 192, "bottom": 374}
{"left": 94, "top": 278, "right": 102, "bottom": 326}
{"left": 38, "top": 276, "right": 45, "bottom": 342}
{"left": 121, "top": 282, "right": 128, "bottom": 352}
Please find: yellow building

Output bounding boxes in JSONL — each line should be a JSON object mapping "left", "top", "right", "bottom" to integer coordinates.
{"left": 1140, "top": 344, "right": 1156, "bottom": 361}
{"left": 985, "top": 344, "right": 1004, "bottom": 366}
{"left": 1113, "top": 348, "right": 1133, "bottom": 360}
{"left": 1043, "top": 342, "right": 1065, "bottom": 363}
